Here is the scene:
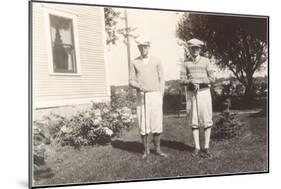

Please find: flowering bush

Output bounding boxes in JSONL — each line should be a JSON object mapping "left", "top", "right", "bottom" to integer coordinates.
{"left": 46, "top": 102, "right": 135, "bottom": 148}
{"left": 111, "top": 86, "right": 137, "bottom": 110}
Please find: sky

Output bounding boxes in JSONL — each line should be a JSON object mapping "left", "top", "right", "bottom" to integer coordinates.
{"left": 106, "top": 8, "right": 185, "bottom": 86}
{"left": 105, "top": 8, "right": 267, "bottom": 86}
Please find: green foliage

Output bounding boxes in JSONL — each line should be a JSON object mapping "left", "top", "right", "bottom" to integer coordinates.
{"left": 110, "top": 86, "right": 137, "bottom": 110}
{"left": 104, "top": 8, "right": 138, "bottom": 45}
{"left": 212, "top": 98, "right": 244, "bottom": 140}
{"left": 177, "top": 13, "right": 268, "bottom": 99}
{"left": 212, "top": 77, "right": 267, "bottom": 110}
{"left": 44, "top": 102, "right": 135, "bottom": 148}
{"left": 104, "top": 8, "right": 121, "bottom": 45}
{"left": 33, "top": 121, "right": 51, "bottom": 168}
{"left": 212, "top": 110, "right": 244, "bottom": 140}
{"left": 253, "top": 77, "right": 268, "bottom": 97}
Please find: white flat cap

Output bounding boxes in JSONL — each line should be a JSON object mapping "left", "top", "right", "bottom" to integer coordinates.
{"left": 136, "top": 36, "right": 151, "bottom": 46}
{"left": 187, "top": 38, "right": 204, "bottom": 47}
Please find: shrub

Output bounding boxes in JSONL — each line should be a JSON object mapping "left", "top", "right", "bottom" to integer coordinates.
{"left": 211, "top": 99, "right": 244, "bottom": 140}
{"left": 33, "top": 122, "right": 49, "bottom": 165}
{"left": 253, "top": 79, "right": 268, "bottom": 97}
{"left": 212, "top": 111, "right": 244, "bottom": 140}
{"left": 111, "top": 86, "right": 137, "bottom": 110}
{"left": 45, "top": 102, "right": 135, "bottom": 148}
{"left": 212, "top": 80, "right": 247, "bottom": 111}
{"left": 33, "top": 121, "right": 54, "bottom": 179}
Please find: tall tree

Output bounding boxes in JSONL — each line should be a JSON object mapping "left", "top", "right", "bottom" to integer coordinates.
{"left": 177, "top": 13, "right": 268, "bottom": 100}
{"left": 104, "top": 8, "right": 121, "bottom": 45}
{"left": 104, "top": 8, "right": 138, "bottom": 46}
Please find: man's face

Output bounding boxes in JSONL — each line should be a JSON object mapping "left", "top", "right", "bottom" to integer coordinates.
{"left": 138, "top": 45, "right": 150, "bottom": 58}
{"left": 189, "top": 46, "right": 201, "bottom": 57}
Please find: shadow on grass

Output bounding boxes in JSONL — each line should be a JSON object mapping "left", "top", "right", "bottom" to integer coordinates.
{"left": 111, "top": 140, "right": 143, "bottom": 154}
{"left": 111, "top": 139, "right": 193, "bottom": 154}
{"left": 161, "top": 139, "right": 193, "bottom": 152}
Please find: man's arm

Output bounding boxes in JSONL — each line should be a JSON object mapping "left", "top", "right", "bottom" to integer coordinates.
{"left": 179, "top": 62, "right": 191, "bottom": 85}
{"left": 128, "top": 62, "right": 141, "bottom": 90}
{"left": 157, "top": 60, "right": 165, "bottom": 95}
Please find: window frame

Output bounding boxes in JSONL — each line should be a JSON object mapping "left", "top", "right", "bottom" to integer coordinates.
{"left": 44, "top": 8, "right": 81, "bottom": 76}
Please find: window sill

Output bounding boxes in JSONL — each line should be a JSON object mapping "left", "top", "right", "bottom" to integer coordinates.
{"left": 48, "top": 73, "right": 81, "bottom": 76}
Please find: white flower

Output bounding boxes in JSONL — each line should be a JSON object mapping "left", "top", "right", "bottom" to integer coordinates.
{"left": 122, "top": 107, "right": 131, "bottom": 113}
{"left": 33, "top": 127, "right": 42, "bottom": 135}
{"left": 123, "top": 119, "right": 131, "bottom": 123}
{"left": 84, "top": 112, "right": 91, "bottom": 119}
{"left": 93, "top": 109, "right": 101, "bottom": 116}
{"left": 112, "top": 112, "right": 119, "bottom": 118}
{"left": 103, "top": 108, "right": 110, "bottom": 114}
{"left": 103, "top": 127, "right": 113, "bottom": 136}
{"left": 93, "top": 118, "right": 101, "bottom": 126}
{"left": 60, "top": 125, "right": 72, "bottom": 133}
{"left": 122, "top": 113, "right": 130, "bottom": 117}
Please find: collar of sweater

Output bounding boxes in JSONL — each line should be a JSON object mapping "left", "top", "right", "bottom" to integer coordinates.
{"left": 190, "top": 55, "right": 201, "bottom": 63}
{"left": 141, "top": 54, "right": 150, "bottom": 60}
{"left": 140, "top": 55, "right": 150, "bottom": 64}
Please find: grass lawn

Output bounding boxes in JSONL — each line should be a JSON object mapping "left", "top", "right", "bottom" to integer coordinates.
{"left": 33, "top": 110, "right": 268, "bottom": 187}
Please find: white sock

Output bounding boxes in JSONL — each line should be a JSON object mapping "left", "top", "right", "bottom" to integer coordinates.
{"left": 192, "top": 128, "right": 200, "bottom": 150}
{"left": 204, "top": 127, "right": 212, "bottom": 149}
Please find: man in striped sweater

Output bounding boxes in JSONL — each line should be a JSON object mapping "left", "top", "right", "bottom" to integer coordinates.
{"left": 129, "top": 37, "right": 167, "bottom": 159}
{"left": 180, "top": 38, "right": 216, "bottom": 158}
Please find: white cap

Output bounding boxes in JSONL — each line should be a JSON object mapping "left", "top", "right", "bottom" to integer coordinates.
{"left": 136, "top": 36, "right": 151, "bottom": 46}
{"left": 187, "top": 38, "right": 204, "bottom": 47}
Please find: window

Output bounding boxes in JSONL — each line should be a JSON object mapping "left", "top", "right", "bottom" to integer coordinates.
{"left": 49, "top": 14, "right": 77, "bottom": 73}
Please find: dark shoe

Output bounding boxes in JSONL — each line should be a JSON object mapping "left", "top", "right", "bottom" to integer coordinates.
{"left": 201, "top": 148, "right": 212, "bottom": 159}
{"left": 155, "top": 150, "right": 168, "bottom": 158}
{"left": 191, "top": 149, "right": 201, "bottom": 157}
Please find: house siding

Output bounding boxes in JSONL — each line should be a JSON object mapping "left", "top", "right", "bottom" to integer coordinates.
{"left": 32, "top": 3, "right": 110, "bottom": 109}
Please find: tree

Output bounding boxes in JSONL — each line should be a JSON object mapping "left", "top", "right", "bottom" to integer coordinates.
{"left": 104, "top": 8, "right": 121, "bottom": 45}
{"left": 104, "top": 8, "right": 138, "bottom": 71}
{"left": 176, "top": 13, "right": 268, "bottom": 100}
{"left": 104, "top": 8, "right": 138, "bottom": 46}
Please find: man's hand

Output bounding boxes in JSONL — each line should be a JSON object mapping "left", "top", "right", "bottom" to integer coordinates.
{"left": 193, "top": 83, "right": 199, "bottom": 92}
{"left": 137, "top": 85, "right": 148, "bottom": 93}
{"left": 180, "top": 79, "right": 190, "bottom": 85}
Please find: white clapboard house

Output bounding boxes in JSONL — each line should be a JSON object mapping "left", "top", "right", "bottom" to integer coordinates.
{"left": 32, "top": 2, "right": 110, "bottom": 109}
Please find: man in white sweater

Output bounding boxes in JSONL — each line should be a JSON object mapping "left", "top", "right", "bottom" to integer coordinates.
{"left": 129, "top": 37, "right": 167, "bottom": 159}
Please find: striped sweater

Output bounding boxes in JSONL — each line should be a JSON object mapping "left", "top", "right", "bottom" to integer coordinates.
{"left": 180, "top": 55, "right": 215, "bottom": 85}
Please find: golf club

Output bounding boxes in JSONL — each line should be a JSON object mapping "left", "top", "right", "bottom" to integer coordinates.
{"left": 195, "top": 88, "right": 200, "bottom": 128}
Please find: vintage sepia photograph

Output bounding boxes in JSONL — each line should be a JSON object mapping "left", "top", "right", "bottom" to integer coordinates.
{"left": 29, "top": 0, "right": 269, "bottom": 188}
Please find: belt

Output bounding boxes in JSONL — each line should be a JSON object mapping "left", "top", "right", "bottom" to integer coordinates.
{"left": 186, "top": 83, "right": 209, "bottom": 91}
